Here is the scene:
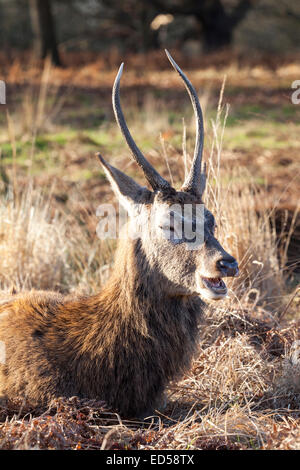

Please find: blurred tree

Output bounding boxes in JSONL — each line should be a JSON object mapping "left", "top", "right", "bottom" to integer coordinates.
{"left": 55, "top": 0, "right": 160, "bottom": 54}
{"left": 98, "top": 0, "right": 159, "bottom": 53}
{"left": 150, "top": 0, "right": 254, "bottom": 51}
{"left": 29, "top": 0, "right": 62, "bottom": 65}
{"left": 0, "top": 0, "right": 299, "bottom": 58}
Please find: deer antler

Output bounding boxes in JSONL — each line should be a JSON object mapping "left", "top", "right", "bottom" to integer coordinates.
{"left": 112, "top": 63, "right": 171, "bottom": 192}
{"left": 165, "top": 50, "right": 206, "bottom": 196}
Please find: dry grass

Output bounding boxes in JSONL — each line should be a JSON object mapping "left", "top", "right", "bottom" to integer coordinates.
{"left": 0, "top": 185, "right": 114, "bottom": 294}
{"left": 0, "top": 185, "right": 66, "bottom": 291}
{"left": 0, "top": 54, "right": 299, "bottom": 449}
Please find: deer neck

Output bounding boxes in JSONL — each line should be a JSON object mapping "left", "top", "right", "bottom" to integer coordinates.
{"left": 98, "top": 236, "right": 203, "bottom": 328}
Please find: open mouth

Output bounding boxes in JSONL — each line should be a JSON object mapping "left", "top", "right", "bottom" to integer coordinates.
{"left": 202, "top": 276, "right": 227, "bottom": 292}
{"left": 198, "top": 276, "right": 228, "bottom": 300}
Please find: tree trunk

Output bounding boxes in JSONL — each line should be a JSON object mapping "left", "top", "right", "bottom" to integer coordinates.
{"left": 29, "top": 0, "right": 62, "bottom": 66}
{"left": 150, "top": 0, "right": 252, "bottom": 53}
{"left": 198, "top": 15, "right": 233, "bottom": 52}
{"left": 139, "top": 4, "right": 159, "bottom": 52}
{"left": 196, "top": 0, "right": 252, "bottom": 52}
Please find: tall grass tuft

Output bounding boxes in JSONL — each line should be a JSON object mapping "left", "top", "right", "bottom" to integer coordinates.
{"left": 0, "top": 185, "right": 67, "bottom": 291}
{"left": 204, "top": 79, "right": 291, "bottom": 312}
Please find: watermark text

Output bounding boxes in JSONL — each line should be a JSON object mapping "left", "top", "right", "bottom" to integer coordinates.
{"left": 0, "top": 81, "right": 6, "bottom": 104}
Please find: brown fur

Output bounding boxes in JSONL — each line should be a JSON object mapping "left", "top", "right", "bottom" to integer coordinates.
{"left": 0, "top": 234, "right": 204, "bottom": 418}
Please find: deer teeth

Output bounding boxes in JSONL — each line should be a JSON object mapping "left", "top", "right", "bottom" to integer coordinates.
{"left": 202, "top": 277, "right": 226, "bottom": 290}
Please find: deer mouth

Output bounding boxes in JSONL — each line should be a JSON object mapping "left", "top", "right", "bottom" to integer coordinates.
{"left": 198, "top": 276, "right": 228, "bottom": 300}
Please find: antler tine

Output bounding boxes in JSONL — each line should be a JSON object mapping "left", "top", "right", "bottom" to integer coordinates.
{"left": 165, "top": 50, "right": 205, "bottom": 196}
{"left": 112, "top": 63, "right": 170, "bottom": 192}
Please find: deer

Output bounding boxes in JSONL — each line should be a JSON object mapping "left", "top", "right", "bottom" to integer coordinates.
{"left": 0, "top": 51, "right": 239, "bottom": 419}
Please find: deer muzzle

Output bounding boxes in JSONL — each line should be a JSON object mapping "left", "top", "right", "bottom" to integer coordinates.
{"left": 196, "top": 256, "right": 239, "bottom": 301}
{"left": 217, "top": 259, "right": 239, "bottom": 278}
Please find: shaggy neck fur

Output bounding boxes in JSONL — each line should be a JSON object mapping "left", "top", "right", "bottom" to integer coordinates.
{"left": 0, "top": 235, "right": 205, "bottom": 419}
{"left": 64, "top": 236, "right": 204, "bottom": 417}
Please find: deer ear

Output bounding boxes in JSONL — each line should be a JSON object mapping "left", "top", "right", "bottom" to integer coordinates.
{"left": 97, "top": 153, "right": 151, "bottom": 214}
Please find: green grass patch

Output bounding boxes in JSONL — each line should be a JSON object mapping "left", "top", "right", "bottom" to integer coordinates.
{"left": 222, "top": 121, "right": 300, "bottom": 150}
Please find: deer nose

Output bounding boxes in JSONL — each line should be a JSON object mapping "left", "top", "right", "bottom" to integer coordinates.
{"left": 217, "top": 258, "right": 239, "bottom": 277}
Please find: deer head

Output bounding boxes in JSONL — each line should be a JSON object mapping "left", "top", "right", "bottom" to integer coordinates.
{"left": 97, "top": 50, "right": 238, "bottom": 301}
